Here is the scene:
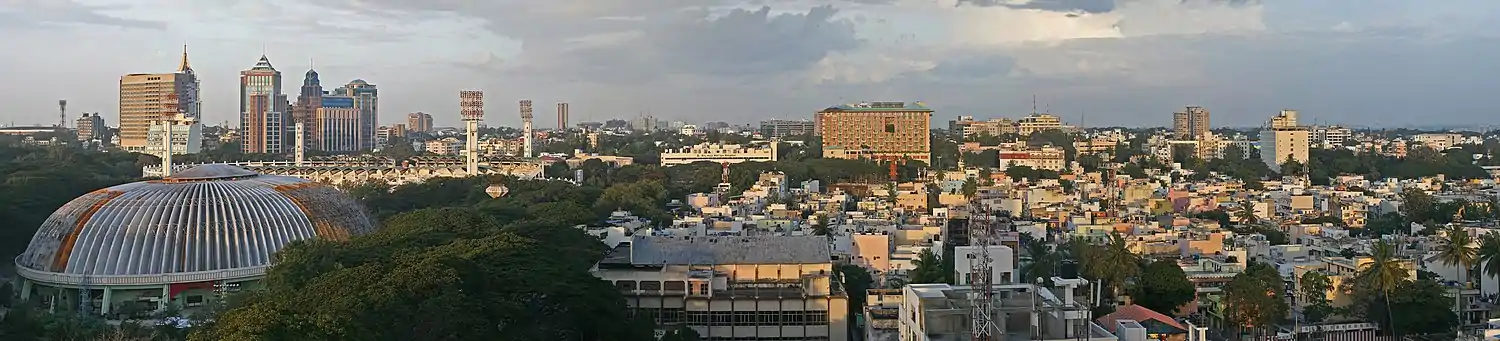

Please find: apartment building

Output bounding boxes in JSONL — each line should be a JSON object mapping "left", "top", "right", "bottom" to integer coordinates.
{"left": 760, "top": 119, "right": 816, "bottom": 138}
{"left": 998, "top": 146, "right": 1066, "bottom": 172}
{"left": 816, "top": 102, "right": 932, "bottom": 163}
{"left": 1260, "top": 110, "right": 1309, "bottom": 171}
{"left": 1172, "top": 106, "right": 1210, "bottom": 140}
{"left": 1017, "top": 113, "right": 1066, "bottom": 135}
{"left": 592, "top": 235, "right": 849, "bottom": 341}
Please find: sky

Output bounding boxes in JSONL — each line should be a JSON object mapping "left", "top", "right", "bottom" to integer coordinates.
{"left": 2, "top": 0, "right": 1499, "bottom": 129}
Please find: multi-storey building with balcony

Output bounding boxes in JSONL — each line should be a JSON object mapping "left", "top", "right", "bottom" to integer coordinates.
{"left": 593, "top": 235, "right": 849, "bottom": 341}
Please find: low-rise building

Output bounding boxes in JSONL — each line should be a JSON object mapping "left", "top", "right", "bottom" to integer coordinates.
{"left": 661, "top": 143, "right": 778, "bottom": 166}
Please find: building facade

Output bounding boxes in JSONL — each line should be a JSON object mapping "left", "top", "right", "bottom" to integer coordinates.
{"left": 75, "top": 113, "right": 106, "bottom": 143}
{"left": 1260, "top": 110, "right": 1310, "bottom": 171}
{"left": 239, "top": 55, "right": 287, "bottom": 154}
{"left": 144, "top": 122, "right": 203, "bottom": 155}
{"left": 407, "top": 112, "right": 433, "bottom": 134}
{"left": 1017, "top": 113, "right": 1065, "bottom": 135}
{"left": 997, "top": 146, "right": 1066, "bottom": 172}
{"left": 556, "top": 102, "right": 570, "bottom": 131}
{"left": 1312, "top": 126, "right": 1353, "bottom": 149}
{"left": 661, "top": 143, "right": 779, "bottom": 166}
{"left": 593, "top": 235, "right": 849, "bottom": 341}
{"left": 760, "top": 119, "right": 816, "bottom": 138}
{"left": 293, "top": 68, "right": 323, "bottom": 153}
{"left": 1173, "top": 106, "right": 1210, "bottom": 139}
{"left": 332, "top": 80, "right": 378, "bottom": 151}
{"left": 815, "top": 102, "right": 932, "bottom": 162}
{"left": 118, "top": 49, "right": 199, "bottom": 151}
{"left": 315, "top": 96, "right": 363, "bottom": 152}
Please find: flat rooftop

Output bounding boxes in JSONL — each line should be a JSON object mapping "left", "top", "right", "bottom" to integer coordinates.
{"left": 603, "top": 235, "right": 833, "bottom": 266}
{"left": 820, "top": 101, "right": 932, "bottom": 112}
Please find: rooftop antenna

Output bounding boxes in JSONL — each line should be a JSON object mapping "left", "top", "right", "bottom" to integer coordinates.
{"left": 1031, "top": 94, "right": 1037, "bottom": 115}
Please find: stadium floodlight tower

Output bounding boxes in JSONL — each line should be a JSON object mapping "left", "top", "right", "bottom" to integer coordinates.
{"left": 460, "top": 90, "right": 485, "bottom": 174}
{"left": 520, "top": 99, "right": 534, "bottom": 158}
{"left": 155, "top": 112, "right": 196, "bottom": 178}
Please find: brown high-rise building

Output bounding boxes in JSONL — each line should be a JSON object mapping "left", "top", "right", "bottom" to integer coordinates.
{"left": 556, "top": 102, "right": 570, "bottom": 131}
{"left": 407, "top": 112, "right": 433, "bottom": 133}
{"left": 1172, "top": 106, "right": 1210, "bottom": 139}
{"left": 815, "top": 101, "right": 932, "bottom": 162}
{"left": 240, "top": 55, "right": 287, "bottom": 154}
{"left": 118, "top": 47, "right": 199, "bottom": 151}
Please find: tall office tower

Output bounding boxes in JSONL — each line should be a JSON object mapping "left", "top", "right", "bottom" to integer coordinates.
{"left": 460, "top": 90, "right": 484, "bottom": 174}
{"left": 407, "top": 112, "right": 433, "bottom": 133}
{"left": 520, "top": 100, "right": 534, "bottom": 158}
{"left": 556, "top": 102, "right": 569, "bottom": 131}
{"left": 1260, "top": 109, "right": 1310, "bottom": 171}
{"left": 240, "top": 55, "right": 287, "bottom": 154}
{"left": 75, "top": 113, "right": 105, "bottom": 142}
{"left": 118, "top": 47, "right": 200, "bottom": 151}
{"left": 315, "top": 95, "right": 362, "bottom": 152}
{"left": 1172, "top": 106, "right": 1210, "bottom": 139}
{"left": 815, "top": 101, "right": 932, "bottom": 162}
{"left": 332, "top": 80, "right": 378, "bottom": 150}
{"left": 293, "top": 66, "right": 323, "bottom": 152}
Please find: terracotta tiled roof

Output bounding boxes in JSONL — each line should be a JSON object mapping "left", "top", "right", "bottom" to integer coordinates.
{"left": 1096, "top": 304, "right": 1186, "bottom": 333}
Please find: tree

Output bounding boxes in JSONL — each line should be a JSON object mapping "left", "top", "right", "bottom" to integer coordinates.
{"left": 1078, "top": 234, "right": 1141, "bottom": 300}
{"left": 1223, "top": 262, "right": 1288, "bottom": 339}
{"left": 1020, "top": 235, "right": 1057, "bottom": 286}
{"left": 660, "top": 326, "right": 701, "bottom": 341}
{"left": 961, "top": 177, "right": 978, "bottom": 200}
{"left": 1131, "top": 260, "right": 1195, "bottom": 316}
{"left": 192, "top": 207, "right": 651, "bottom": 341}
{"left": 1479, "top": 233, "right": 1500, "bottom": 290}
{"left": 1434, "top": 225, "right": 1477, "bottom": 334}
{"left": 1353, "top": 279, "right": 1458, "bottom": 336}
{"left": 1400, "top": 188, "right": 1437, "bottom": 225}
{"left": 909, "top": 248, "right": 948, "bottom": 284}
{"left": 1354, "top": 240, "right": 1410, "bottom": 295}
{"left": 1235, "top": 198, "right": 1259, "bottom": 224}
{"left": 1298, "top": 271, "right": 1334, "bottom": 323}
{"left": 813, "top": 215, "right": 830, "bottom": 236}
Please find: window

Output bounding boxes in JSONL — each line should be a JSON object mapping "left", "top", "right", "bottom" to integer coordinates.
{"left": 185, "top": 295, "right": 205, "bottom": 307}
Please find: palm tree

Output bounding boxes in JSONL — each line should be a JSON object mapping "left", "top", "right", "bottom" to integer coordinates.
{"left": 1081, "top": 233, "right": 1141, "bottom": 301}
{"left": 961, "top": 177, "right": 978, "bottom": 200}
{"left": 1355, "top": 240, "right": 1409, "bottom": 337}
{"left": 1021, "top": 235, "right": 1057, "bottom": 284}
{"left": 1436, "top": 225, "right": 1478, "bottom": 334}
{"left": 1479, "top": 233, "right": 1500, "bottom": 289}
{"left": 1356, "top": 240, "right": 1410, "bottom": 295}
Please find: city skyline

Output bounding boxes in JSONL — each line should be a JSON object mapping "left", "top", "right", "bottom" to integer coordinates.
{"left": 3, "top": 1, "right": 1500, "bottom": 128}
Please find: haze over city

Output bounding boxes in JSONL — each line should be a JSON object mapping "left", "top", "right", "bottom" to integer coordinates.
{"left": 3, "top": 0, "right": 1499, "bottom": 128}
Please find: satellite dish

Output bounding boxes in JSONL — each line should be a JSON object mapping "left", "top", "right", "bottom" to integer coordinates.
{"left": 485, "top": 184, "right": 510, "bottom": 198}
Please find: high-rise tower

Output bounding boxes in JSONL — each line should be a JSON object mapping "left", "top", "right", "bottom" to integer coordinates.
{"left": 460, "top": 90, "right": 484, "bottom": 174}
{"left": 57, "top": 100, "right": 66, "bottom": 128}
{"left": 119, "top": 46, "right": 200, "bottom": 152}
{"left": 240, "top": 55, "right": 287, "bottom": 154}
{"left": 333, "top": 80, "right": 378, "bottom": 150}
{"left": 294, "top": 64, "right": 323, "bottom": 152}
{"left": 1172, "top": 106, "right": 1210, "bottom": 139}
{"left": 556, "top": 102, "right": 569, "bottom": 131}
{"left": 520, "top": 100, "right": 534, "bottom": 158}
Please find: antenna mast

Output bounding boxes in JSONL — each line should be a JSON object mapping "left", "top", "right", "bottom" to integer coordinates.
{"left": 968, "top": 208, "right": 1002, "bottom": 340}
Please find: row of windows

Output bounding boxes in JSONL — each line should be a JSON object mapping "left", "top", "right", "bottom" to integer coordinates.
{"left": 686, "top": 311, "right": 830, "bottom": 326}
{"left": 703, "top": 337, "right": 830, "bottom": 341}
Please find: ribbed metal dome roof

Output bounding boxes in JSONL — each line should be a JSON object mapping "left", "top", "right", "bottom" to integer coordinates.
{"left": 14, "top": 165, "right": 377, "bottom": 283}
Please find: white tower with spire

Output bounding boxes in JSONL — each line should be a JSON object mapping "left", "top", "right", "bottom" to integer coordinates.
{"left": 460, "top": 90, "right": 485, "bottom": 174}
{"left": 520, "top": 100, "right": 534, "bottom": 158}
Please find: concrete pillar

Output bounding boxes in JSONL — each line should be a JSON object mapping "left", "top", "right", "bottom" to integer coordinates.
{"left": 159, "top": 284, "right": 171, "bottom": 311}
{"left": 19, "top": 278, "right": 32, "bottom": 302}
{"left": 100, "top": 287, "right": 112, "bottom": 316}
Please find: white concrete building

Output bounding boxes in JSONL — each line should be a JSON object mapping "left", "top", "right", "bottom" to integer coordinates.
{"left": 661, "top": 143, "right": 779, "bottom": 166}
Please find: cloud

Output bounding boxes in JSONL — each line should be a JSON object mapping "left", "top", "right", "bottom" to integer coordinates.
{"left": 0, "top": 0, "right": 165, "bottom": 30}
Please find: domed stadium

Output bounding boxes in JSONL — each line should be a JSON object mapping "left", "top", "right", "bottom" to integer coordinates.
{"left": 12, "top": 164, "right": 378, "bottom": 318}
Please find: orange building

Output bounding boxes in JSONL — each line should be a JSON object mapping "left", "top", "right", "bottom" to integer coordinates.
{"left": 815, "top": 101, "right": 932, "bottom": 162}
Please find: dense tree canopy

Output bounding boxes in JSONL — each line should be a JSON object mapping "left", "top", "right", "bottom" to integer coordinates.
{"left": 1222, "top": 262, "right": 1288, "bottom": 337}
{"left": 1131, "top": 260, "right": 1195, "bottom": 316}
{"left": 192, "top": 207, "right": 647, "bottom": 341}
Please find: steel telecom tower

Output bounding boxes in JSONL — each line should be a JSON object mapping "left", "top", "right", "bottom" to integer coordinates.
{"left": 520, "top": 100, "right": 534, "bottom": 158}
{"left": 460, "top": 90, "right": 484, "bottom": 174}
{"left": 967, "top": 209, "right": 1004, "bottom": 341}
{"left": 57, "top": 100, "right": 67, "bottom": 128}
